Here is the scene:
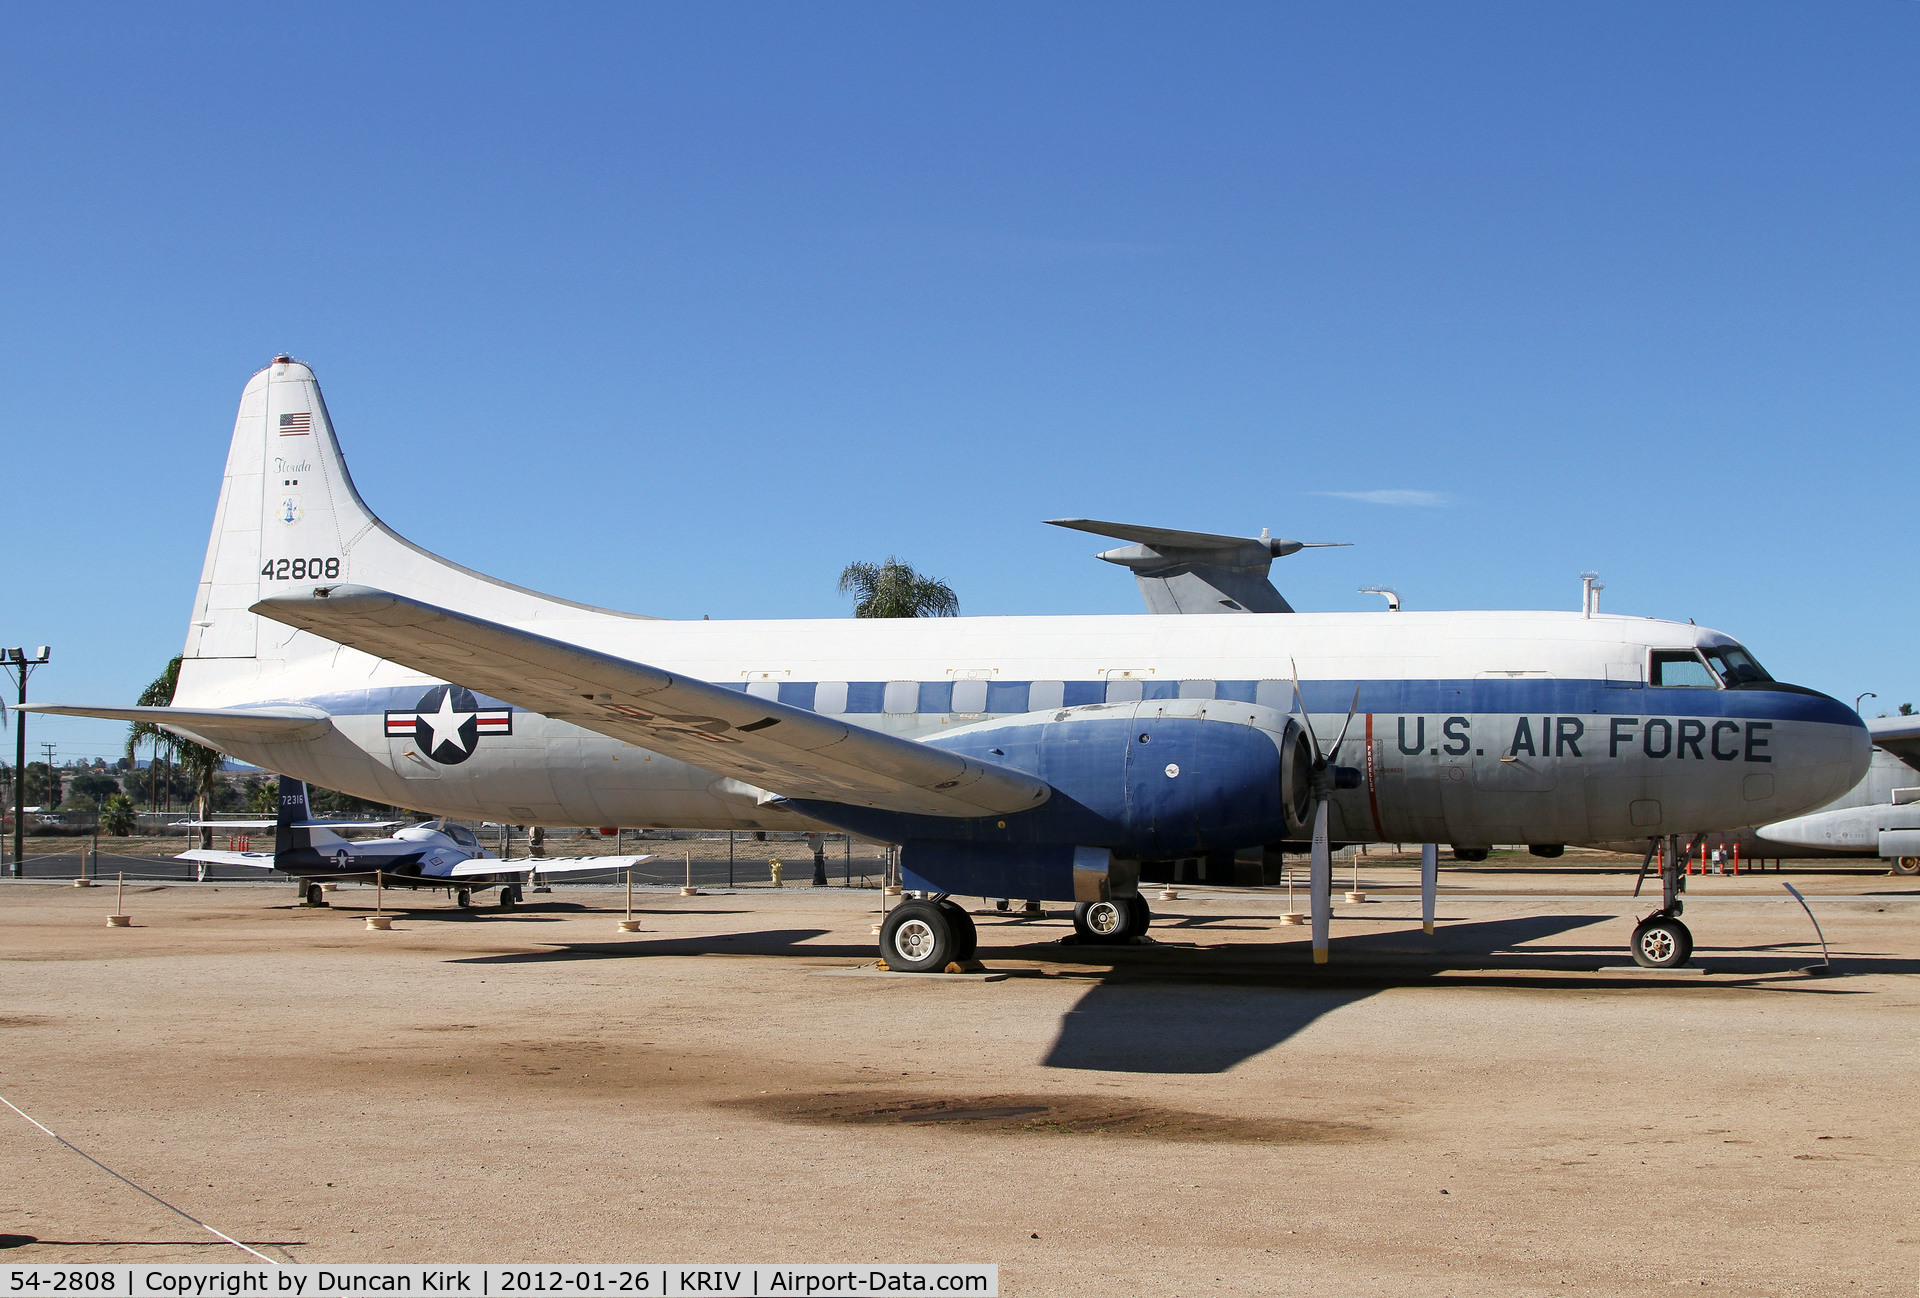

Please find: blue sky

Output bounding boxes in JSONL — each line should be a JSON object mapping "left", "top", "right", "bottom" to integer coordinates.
{"left": 3, "top": 2, "right": 1916, "bottom": 763}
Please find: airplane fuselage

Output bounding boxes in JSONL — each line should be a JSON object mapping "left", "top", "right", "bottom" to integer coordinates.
{"left": 176, "top": 608, "right": 1866, "bottom": 856}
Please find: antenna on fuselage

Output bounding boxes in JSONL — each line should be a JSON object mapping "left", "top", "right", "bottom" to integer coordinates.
{"left": 1581, "top": 571, "right": 1605, "bottom": 618}
{"left": 1359, "top": 587, "right": 1401, "bottom": 612}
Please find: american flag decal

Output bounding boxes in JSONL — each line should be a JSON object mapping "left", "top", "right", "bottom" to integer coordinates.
{"left": 278, "top": 412, "right": 312, "bottom": 436}
{"left": 384, "top": 708, "right": 513, "bottom": 737}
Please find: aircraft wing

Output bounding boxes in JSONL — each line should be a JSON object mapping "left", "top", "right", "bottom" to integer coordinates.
{"left": 295, "top": 820, "right": 406, "bottom": 830}
{"left": 448, "top": 854, "right": 659, "bottom": 877}
{"left": 176, "top": 850, "right": 278, "bottom": 867}
{"left": 170, "top": 820, "right": 274, "bottom": 829}
{"left": 20, "top": 703, "right": 333, "bottom": 743}
{"left": 251, "top": 586, "right": 1051, "bottom": 819}
{"left": 1870, "top": 717, "right": 1920, "bottom": 771}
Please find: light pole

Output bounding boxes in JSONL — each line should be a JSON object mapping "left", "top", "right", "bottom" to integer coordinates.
{"left": 1856, "top": 692, "right": 1876, "bottom": 715}
{"left": 5, "top": 646, "right": 52, "bottom": 878}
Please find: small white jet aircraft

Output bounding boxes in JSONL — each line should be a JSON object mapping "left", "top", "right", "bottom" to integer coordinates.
{"left": 178, "top": 775, "right": 653, "bottom": 909}
{"left": 28, "top": 357, "right": 1871, "bottom": 970}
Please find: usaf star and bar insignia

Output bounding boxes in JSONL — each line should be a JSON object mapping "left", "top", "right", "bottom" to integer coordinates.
{"left": 385, "top": 684, "right": 512, "bottom": 765}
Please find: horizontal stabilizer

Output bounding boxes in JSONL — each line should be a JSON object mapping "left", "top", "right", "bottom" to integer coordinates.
{"left": 297, "top": 820, "right": 405, "bottom": 830}
{"left": 21, "top": 703, "right": 333, "bottom": 743}
{"left": 451, "top": 854, "right": 659, "bottom": 877}
{"left": 168, "top": 820, "right": 274, "bottom": 829}
{"left": 176, "top": 850, "right": 277, "bottom": 867}
{"left": 252, "top": 586, "right": 1052, "bottom": 819}
{"left": 1047, "top": 517, "right": 1351, "bottom": 555}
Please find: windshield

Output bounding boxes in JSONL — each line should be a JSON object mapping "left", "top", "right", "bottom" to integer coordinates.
{"left": 1703, "top": 644, "right": 1772, "bottom": 687}
{"left": 446, "top": 824, "right": 479, "bottom": 849}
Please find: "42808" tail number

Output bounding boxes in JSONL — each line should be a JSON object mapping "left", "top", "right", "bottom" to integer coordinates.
{"left": 262, "top": 557, "right": 340, "bottom": 581}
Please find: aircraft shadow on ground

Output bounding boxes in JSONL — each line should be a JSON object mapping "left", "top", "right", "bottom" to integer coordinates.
{"left": 449, "top": 929, "right": 848, "bottom": 964}
{"left": 1035, "top": 912, "right": 1608, "bottom": 1075}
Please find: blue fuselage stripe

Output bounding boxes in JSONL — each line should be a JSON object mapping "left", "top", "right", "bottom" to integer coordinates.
{"left": 252, "top": 679, "right": 1857, "bottom": 727}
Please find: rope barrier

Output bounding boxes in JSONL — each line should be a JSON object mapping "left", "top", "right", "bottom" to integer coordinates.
{"left": 0, "top": 1092, "right": 281, "bottom": 1264}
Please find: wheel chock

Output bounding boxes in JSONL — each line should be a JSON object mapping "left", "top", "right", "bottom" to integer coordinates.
{"left": 874, "top": 958, "right": 891, "bottom": 972}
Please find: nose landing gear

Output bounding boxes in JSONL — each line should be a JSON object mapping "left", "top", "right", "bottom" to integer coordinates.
{"left": 1630, "top": 833, "right": 1696, "bottom": 969}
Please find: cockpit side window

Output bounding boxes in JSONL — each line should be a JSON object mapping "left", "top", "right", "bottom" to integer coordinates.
{"left": 1702, "top": 644, "right": 1772, "bottom": 687}
{"left": 447, "top": 824, "right": 479, "bottom": 849}
{"left": 1650, "top": 650, "right": 1719, "bottom": 688}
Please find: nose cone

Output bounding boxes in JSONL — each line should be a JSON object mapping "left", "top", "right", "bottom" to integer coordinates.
{"left": 1753, "top": 686, "right": 1871, "bottom": 821}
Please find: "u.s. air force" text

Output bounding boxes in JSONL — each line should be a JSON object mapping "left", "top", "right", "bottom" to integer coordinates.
{"left": 1394, "top": 716, "right": 1772, "bottom": 762}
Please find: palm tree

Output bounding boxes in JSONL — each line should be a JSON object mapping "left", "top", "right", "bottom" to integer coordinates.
{"left": 837, "top": 558, "right": 959, "bottom": 619}
{"left": 128, "top": 656, "right": 228, "bottom": 845}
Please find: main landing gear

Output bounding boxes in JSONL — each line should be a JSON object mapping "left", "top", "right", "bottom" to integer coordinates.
{"left": 1631, "top": 834, "right": 1695, "bottom": 969}
{"left": 454, "top": 887, "right": 472, "bottom": 910}
{"left": 498, "top": 883, "right": 520, "bottom": 910}
{"left": 302, "top": 881, "right": 328, "bottom": 908}
{"left": 1071, "top": 896, "right": 1152, "bottom": 944}
{"left": 879, "top": 898, "right": 979, "bottom": 973}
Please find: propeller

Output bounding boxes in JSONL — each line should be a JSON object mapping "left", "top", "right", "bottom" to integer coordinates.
{"left": 1290, "top": 668, "right": 1366, "bottom": 965}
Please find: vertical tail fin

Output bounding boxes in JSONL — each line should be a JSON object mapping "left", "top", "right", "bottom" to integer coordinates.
{"left": 274, "top": 775, "right": 311, "bottom": 857}
{"left": 179, "top": 356, "right": 652, "bottom": 703}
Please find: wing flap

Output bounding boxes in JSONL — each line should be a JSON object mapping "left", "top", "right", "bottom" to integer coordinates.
{"left": 251, "top": 586, "right": 1050, "bottom": 818}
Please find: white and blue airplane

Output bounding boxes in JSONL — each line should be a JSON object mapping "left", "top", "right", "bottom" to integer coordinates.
{"left": 28, "top": 356, "right": 1870, "bottom": 970}
{"left": 176, "top": 775, "right": 653, "bottom": 909}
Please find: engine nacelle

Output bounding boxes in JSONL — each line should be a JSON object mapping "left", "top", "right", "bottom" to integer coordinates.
{"left": 791, "top": 698, "right": 1311, "bottom": 870}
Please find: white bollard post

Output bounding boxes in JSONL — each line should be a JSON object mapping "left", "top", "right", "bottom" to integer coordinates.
{"left": 1421, "top": 843, "right": 1438, "bottom": 935}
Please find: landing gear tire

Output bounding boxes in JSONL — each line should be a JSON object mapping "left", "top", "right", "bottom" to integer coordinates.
{"left": 1125, "top": 895, "right": 1153, "bottom": 939}
{"left": 498, "top": 884, "right": 519, "bottom": 910}
{"left": 454, "top": 887, "right": 471, "bottom": 909}
{"left": 881, "top": 899, "right": 958, "bottom": 973}
{"left": 1892, "top": 857, "right": 1920, "bottom": 877}
{"left": 1073, "top": 899, "right": 1131, "bottom": 944}
{"left": 1631, "top": 916, "right": 1693, "bottom": 969}
{"left": 936, "top": 899, "right": 977, "bottom": 961}
{"left": 303, "top": 882, "right": 326, "bottom": 908}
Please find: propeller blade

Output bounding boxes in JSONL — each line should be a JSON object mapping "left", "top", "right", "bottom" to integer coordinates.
{"left": 1325, "top": 683, "right": 1365, "bottom": 761}
{"left": 1310, "top": 798, "right": 1332, "bottom": 964}
{"left": 1288, "top": 661, "right": 1322, "bottom": 760}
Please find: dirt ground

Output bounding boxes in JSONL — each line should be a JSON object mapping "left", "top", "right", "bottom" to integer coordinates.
{"left": 1, "top": 868, "right": 1916, "bottom": 1296}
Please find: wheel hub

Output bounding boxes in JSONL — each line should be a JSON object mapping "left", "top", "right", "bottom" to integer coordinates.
{"left": 894, "top": 918, "right": 936, "bottom": 962}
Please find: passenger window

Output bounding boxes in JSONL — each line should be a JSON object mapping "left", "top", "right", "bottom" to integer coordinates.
{"left": 1650, "top": 651, "right": 1718, "bottom": 688}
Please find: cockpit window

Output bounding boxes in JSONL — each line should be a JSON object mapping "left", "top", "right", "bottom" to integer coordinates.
{"left": 446, "top": 824, "right": 479, "bottom": 849}
{"left": 1702, "top": 644, "right": 1772, "bottom": 687}
{"left": 1650, "top": 650, "right": 1718, "bottom": 688}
